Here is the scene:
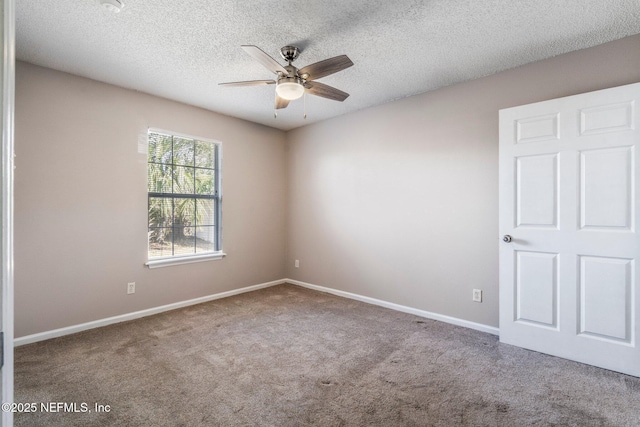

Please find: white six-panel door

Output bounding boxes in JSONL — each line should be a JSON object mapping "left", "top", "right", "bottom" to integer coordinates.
{"left": 499, "top": 82, "right": 640, "bottom": 377}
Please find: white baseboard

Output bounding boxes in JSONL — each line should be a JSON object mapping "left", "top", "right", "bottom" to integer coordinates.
{"left": 14, "top": 279, "right": 286, "bottom": 346}
{"left": 15, "top": 277, "right": 499, "bottom": 346}
{"left": 285, "top": 279, "right": 499, "bottom": 336}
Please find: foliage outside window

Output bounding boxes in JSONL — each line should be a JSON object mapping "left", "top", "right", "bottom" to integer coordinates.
{"left": 147, "top": 130, "right": 221, "bottom": 259}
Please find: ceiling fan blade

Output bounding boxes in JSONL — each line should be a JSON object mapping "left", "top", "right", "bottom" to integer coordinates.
{"left": 241, "top": 45, "right": 288, "bottom": 75}
{"left": 298, "top": 55, "right": 353, "bottom": 81}
{"left": 218, "top": 79, "right": 275, "bottom": 87}
{"left": 275, "top": 96, "right": 290, "bottom": 110}
{"left": 304, "top": 81, "right": 350, "bottom": 102}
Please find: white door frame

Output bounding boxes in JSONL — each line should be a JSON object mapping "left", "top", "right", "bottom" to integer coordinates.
{"left": 1, "top": 0, "right": 15, "bottom": 425}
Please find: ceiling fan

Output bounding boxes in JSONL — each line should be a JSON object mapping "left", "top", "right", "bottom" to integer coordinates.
{"left": 219, "top": 45, "right": 354, "bottom": 115}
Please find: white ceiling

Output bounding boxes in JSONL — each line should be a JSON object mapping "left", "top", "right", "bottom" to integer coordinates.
{"left": 16, "top": 0, "right": 640, "bottom": 131}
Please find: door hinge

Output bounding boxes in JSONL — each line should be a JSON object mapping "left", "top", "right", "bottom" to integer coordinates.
{"left": 0, "top": 331, "right": 4, "bottom": 369}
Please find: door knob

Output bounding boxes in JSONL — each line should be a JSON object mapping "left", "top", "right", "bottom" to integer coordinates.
{"left": 503, "top": 235, "right": 513, "bottom": 243}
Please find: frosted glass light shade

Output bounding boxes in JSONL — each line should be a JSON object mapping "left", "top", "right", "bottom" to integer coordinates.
{"left": 276, "top": 81, "right": 304, "bottom": 100}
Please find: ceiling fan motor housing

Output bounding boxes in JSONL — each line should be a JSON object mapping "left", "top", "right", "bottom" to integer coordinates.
{"left": 283, "top": 64, "right": 299, "bottom": 78}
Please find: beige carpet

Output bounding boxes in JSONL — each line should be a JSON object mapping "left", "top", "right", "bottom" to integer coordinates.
{"left": 14, "top": 284, "right": 640, "bottom": 426}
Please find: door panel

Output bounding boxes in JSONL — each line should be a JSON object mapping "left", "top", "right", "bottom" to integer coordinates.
{"left": 579, "top": 256, "right": 632, "bottom": 342}
{"left": 516, "top": 113, "right": 559, "bottom": 144}
{"left": 580, "top": 102, "right": 634, "bottom": 135}
{"left": 516, "top": 154, "right": 558, "bottom": 228}
{"left": 499, "top": 82, "right": 640, "bottom": 377}
{"left": 515, "top": 251, "right": 558, "bottom": 327}
{"left": 580, "top": 147, "right": 633, "bottom": 229}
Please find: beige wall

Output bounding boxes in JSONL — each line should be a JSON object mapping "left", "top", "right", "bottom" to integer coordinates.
{"left": 15, "top": 62, "right": 288, "bottom": 337}
{"left": 15, "top": 34, "right": 640, "bottom": 338}
{"left": 286, "top": 34, "right": 640, "bottom": 328}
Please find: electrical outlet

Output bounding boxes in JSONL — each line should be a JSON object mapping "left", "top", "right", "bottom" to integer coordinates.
{"left": 295, "top": 259, "right": 299, "bottom": 268}
{"left": 472, "top": 289, "right": 482, "bottom": 303}
{"left": 127, "top": 282, "right": 135, "bottom": 294}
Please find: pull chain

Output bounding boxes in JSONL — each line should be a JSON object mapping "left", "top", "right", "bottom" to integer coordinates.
{"left": 303, "top": 92, "right": 307, "bottom": 119}
{"left": 274, "top": 91, "right": 278, "bottom": 118}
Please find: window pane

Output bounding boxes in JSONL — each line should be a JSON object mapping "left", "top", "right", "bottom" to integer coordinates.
{"left": 195, "top": 226, "right": 216, "bottom": 253}
{"left": 148, "top": 133, "right": 172, "bottom": 164}
{"left": 148, "top": 163, "right": 173, "bottom": 193}
{"left": 148, "top": 197, "right": 173, "bottom": 228}
{"left": 195, "top": 168, "right": 215, "bottom": 195}
{"left": 174, "top": 197, "right": 195, "bottom": 228}
{"left": 195, "top": 140, "right": 215, "bottom": 168}
{"left": 148, "top": 227, "right": 173, "bottom": 258}
{"left": 173, "top": 166, "right": 195, "bottom": 194}
{"left": 196, "top": 199, "right": 215, "bottom": 226}
{"left": 173, "top": 226, "right": 195, "bottom": 256}
{"left": 173, "top": 137, "right": 195, "bottom": 167}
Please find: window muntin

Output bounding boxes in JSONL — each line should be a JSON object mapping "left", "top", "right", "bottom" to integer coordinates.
{"left": 147, "top": 130, "right": 221, "bottom": 260}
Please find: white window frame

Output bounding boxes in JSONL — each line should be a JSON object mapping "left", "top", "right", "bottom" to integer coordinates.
{"left": 145, "top": 128, "right": 225, "bottom": 268}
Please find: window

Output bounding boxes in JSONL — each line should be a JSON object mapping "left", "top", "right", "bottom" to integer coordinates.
{"left": 146, "top": 129, "right": 223, "bottom": 267}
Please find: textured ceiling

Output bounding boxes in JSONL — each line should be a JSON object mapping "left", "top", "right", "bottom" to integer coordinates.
{"left": 16, "top": 0, "right": 640, "bottom": 131}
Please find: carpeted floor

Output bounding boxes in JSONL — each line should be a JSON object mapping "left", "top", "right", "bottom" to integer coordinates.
{"left": 13, "top": 283, "right": 640, "bottom": 426}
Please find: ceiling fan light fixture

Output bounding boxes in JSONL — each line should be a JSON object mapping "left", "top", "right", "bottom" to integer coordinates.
{"left": 276, "top": 77, "right": 304, "bottom": 100}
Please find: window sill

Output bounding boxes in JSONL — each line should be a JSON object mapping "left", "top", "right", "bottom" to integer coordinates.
{"left": 145, "top": 252, "right": 226, "bottom": 269}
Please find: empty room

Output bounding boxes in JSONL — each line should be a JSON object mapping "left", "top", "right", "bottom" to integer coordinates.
{"left": 3, "top": 0, "right": 640, "bottom": 425}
